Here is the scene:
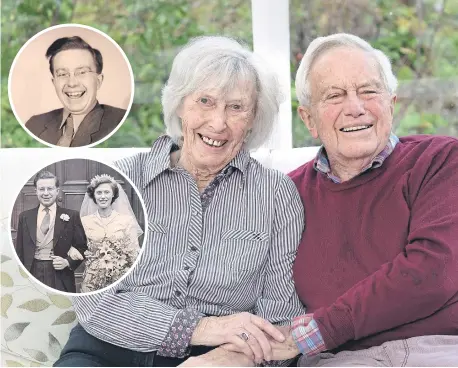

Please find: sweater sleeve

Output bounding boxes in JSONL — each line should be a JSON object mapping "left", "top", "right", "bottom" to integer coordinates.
{"left": 314, "top": 140, "right": 458, "bottom": 350}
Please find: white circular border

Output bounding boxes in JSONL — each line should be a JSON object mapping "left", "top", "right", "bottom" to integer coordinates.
{"left": 7, "top": 155, "right": 149, "bottom": 297}
{"left": 8, "top": 23, "right": 135, "bottom": 149}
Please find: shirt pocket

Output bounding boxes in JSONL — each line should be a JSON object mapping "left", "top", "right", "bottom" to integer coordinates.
{"left": 142, "top": 222, "right": 169, "bottom": 262}
{"left": 221, "top": 229, "right": 270, "bottom": 271}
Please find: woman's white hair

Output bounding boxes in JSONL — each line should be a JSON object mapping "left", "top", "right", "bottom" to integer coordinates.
{"left": 295, "top": 33, "right": 398, "bottom": 107}
{"left": 162, "top": 36, "right": 283, "bottom": 150}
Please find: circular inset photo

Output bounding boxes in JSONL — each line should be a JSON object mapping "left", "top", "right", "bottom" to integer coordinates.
{"left": 9, "top": 158, "right": 146, "bottom": 295}
{"left": 8, "top": 24, "right": 134, "bottom": 148}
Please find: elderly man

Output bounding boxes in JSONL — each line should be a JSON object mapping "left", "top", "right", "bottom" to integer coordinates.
{"left": 281, "top": 33, "right": 457, "bottom": 366}
{"left": 25, "top": 36, "right": 126, "bottom": 147}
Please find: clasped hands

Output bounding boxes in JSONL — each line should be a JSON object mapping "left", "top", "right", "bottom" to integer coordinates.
{"left": 190, "top": 312, "right": 300, "bottom": 365}
{"left": 50, "top": 246, "right": 84, "bottom": 270}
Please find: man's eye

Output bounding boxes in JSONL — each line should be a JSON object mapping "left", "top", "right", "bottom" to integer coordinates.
{"left": 200, "top": 97, "right": 210, "bottom": 104}
{"left": 328, "top": 94, "right": 340, "bottom": 99}
{"left": 363, "top": 90, "right": 376, "bottom": 94}
{"left": 230, "top": 104, "right": 242, "bottom": 110}
{"left": 57, "top": 73, "right": 69, "bottom": 78}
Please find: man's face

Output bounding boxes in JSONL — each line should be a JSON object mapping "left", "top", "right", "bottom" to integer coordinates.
{"left": 36, "top": 178, "right": 59, "bottom": 207}
{"left": 299, "top": 46, "right": 396, "bottom": 165}
{"left": 52, "top": 49, "right": 103, "bottom": 115}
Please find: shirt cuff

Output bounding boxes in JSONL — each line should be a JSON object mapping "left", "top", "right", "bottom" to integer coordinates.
{"left": 291, "top": 317, "right": 325, "bottom": 357}
{"left": 157, "top": 308, "right": 204, "bottom": 358}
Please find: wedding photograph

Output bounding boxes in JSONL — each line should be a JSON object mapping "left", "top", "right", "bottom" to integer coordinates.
{"left": 9, "top": 158, "right": 145, "bottom": 294}
{"left": 8, "top": 24, "right": 134, "bottom": 147}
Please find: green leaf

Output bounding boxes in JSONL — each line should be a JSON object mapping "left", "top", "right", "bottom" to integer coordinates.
{"left": 18, "top": 299, "right": 51, "bottom": 312}
{"left": 48, "top": 332, "right": 62, "bottom": 358}
{"left": 1, "top": 272, "right": 14, "bottom": 287}
{"left": 23, "top": 349, "right": 48, "bottom": 363}
{"left": 5, "top": 360, "right": 24, "bottom": 367}
{"left": 4, "top": 322, "right": 30, "bottom": 341}
{"left": 1, "top": 293, "right": 13, "bottom": 317}
{"left": 52, "top": 310, "right": 76, "bottom": 325}
{"left": 1, "top": 255, "right": 12, "bottom": 263}
{"left": 48, "top": 294, "right": 72, "bottom": 309}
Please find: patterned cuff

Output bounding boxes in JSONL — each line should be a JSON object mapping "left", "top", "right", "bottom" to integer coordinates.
{"left": 157, "top": 308, "right": 204, "bottom": 358}
{"left": 291, "top": 317, "right": 325, "bottom": 357}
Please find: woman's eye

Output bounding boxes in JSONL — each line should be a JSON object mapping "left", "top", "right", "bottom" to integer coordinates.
{"left": 328, "top": 94, "right": 340, "bottom": 99}
{"left": 200, "top": 97, "right": 210, "bottom": 104}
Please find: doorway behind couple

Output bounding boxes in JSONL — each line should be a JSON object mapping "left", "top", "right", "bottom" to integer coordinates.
{"left": 10, "top": 158, "right": 145, "bottom": 293}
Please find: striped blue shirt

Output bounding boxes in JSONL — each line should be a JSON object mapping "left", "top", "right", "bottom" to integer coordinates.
{"left": 73, "top": 135, "right": 306, "bottom": 355}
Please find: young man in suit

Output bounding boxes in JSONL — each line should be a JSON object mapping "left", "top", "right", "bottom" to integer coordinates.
{"left": 25, "top": 36, "right": 127, "bottom": 147}
{"left": 16, "top": 171, "right": 87, "bottom": 292}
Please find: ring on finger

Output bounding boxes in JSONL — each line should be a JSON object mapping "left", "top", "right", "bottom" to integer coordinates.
{"left": 239, "top": 332, "right": 249, "bottom": 341}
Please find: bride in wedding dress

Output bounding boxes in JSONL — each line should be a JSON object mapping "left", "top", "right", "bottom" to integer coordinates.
{"left": 79, "top": 174, "right": 143, "bottom": 292}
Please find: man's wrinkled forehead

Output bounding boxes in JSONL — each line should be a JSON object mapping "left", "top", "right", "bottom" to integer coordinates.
{"left": 310, "top": 46, "right": 385, "bottom": 91}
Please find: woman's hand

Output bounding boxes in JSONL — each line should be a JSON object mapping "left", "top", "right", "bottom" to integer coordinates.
{"left": 67, "top": 246, "right": 84, "bottom": 260}
{"left": 190, "top": 312, "right": 285, "bottom": 364}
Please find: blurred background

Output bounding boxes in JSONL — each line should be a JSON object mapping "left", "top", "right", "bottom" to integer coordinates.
{"left": 1, "top": 0, "right": 457, "bottom": 148}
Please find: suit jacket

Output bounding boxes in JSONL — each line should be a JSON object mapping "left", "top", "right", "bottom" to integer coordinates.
{"left": 25, "top": 103, "right": 126, "bottom": 147}
{"left": 16, "top": 206, "right": 88, "bottom": 292}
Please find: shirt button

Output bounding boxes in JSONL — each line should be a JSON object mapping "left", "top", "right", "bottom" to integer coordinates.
{"left": 184, "top": 265, "right": 190, "bottom": 271}
{"left": 190, "top": 246, "right": 198, "bottom": 251}
{"left": 175, "top": 290, "right": 181, "bottom": 297}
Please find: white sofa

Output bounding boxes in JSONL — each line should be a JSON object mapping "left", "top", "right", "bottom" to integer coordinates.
{"left": 0, "top": 146, "right": 318, "bottom": 366}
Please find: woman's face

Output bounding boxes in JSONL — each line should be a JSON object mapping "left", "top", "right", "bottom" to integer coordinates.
{"left": 178, "top": 81, "right": 256, "bottom": 172}
{"left": 94, "top": 183, "right": 114, "bottom": 210}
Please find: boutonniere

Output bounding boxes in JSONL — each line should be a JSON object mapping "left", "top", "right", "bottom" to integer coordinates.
{"left": 60, "top": 214, "right": 70, "bottom": 222}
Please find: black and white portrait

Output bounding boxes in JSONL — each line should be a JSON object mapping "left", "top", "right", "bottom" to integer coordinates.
{"left": 10, "top": 158, "right": 145, "bottom": 294}
{"left": 9, "top": 24, "right": 134, "bottom": 147}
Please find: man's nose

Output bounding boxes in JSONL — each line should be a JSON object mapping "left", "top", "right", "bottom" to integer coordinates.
{"left": 66, "top": 74, "right": 79, "bottom": 87}
{"left": 343, "top": 92, "right": 365, "bottom": 118}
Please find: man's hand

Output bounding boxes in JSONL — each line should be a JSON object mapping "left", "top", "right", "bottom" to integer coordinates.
{"left": 222, "top": 324, "right": 300, "bottom": 362}
{"left": 51, "top": 256, "right": 70, "bottom": 270}
{"left": 67, "top": 246, "right": 84, "bottom": 260}
{"left": 267, "top": 325, "right": 299, "bottom": 361}
{"left": 190, "top": 312, "right": 285, "bottom": 364}
{"left": 179, "top": 347, "right": 254, "bottom": 367}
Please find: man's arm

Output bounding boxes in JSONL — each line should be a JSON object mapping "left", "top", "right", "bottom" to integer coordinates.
{"left": 310, "top": 141, "right": 458, "bottom": 350}
{"left": 66, "top": 210, "right": 87, "bottom": 270}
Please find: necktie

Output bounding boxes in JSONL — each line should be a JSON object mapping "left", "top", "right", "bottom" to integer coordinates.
{"left": 57, "top": 114, "right": 74, "bottom": 147}
{"left": 40, "top": 207, "right": 51, "bottom": 235}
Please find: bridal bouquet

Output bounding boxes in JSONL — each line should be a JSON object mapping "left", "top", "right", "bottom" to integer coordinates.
{"left": 82, "top": 235, "right": 139, "bottom": 292}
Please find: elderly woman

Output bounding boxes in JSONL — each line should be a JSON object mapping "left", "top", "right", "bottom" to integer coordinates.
{"left": 54, "top": 36, "right": 305, "bottom": 367}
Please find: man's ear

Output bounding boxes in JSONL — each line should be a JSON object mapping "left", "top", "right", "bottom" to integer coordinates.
{"left": 298, "top": 105, "right": 318, "bottom": 139}
{"left": 96, "top": 73, "right": 104, "bottom": 89}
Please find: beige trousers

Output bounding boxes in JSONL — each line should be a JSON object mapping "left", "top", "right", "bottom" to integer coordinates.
{"left": 298, "top": 335, "right": 458, "bottom": 367}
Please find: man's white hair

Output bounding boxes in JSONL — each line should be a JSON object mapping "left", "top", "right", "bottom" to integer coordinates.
{"left": 161, "top": 36, "right": 284, "bottom": 150}
{"left": 295, "top": 33, "right": 398, "bottom": 107}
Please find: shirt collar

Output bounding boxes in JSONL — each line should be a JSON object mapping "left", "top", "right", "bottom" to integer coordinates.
{"left": 39, "top": 202, "right": 57, "bottom": 214}
{"left": 314, "top": 133, "right": 399, "bottom": 183}
{"left": 58, "top": 102, "right": 99, "bottom": 130}
{"left": 141, "top": 135, "right": 251, "bottom": 189}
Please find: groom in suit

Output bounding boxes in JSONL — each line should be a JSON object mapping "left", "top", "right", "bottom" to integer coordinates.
{"left": 16, "top": 171, "right": 87, "bottom": 292}
{"left": 25, "top": 36, "right": 126, "bottom": 147}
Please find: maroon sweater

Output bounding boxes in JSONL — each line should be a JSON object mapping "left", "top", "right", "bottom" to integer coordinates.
{"left": 289, "top": 135, "right": 458, "bottom": 352}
